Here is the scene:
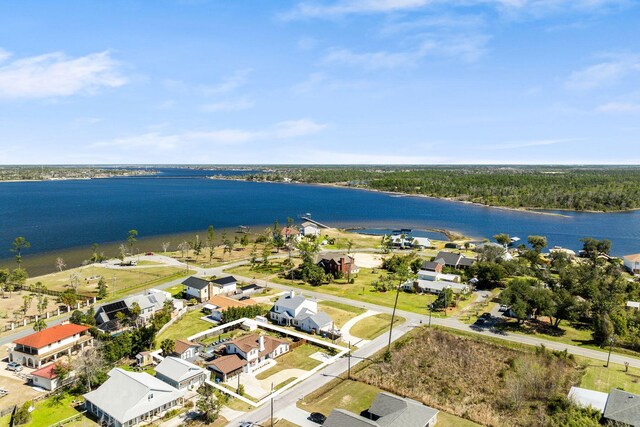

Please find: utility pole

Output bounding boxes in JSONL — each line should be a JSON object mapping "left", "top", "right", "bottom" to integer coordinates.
{"left": 387, "top": 282, "right": 402, "bottom": 353}
{"left": 347, "top": 341, "right": 351, "bottom": 380}
{"left": 429, "top": 303, "right": 433, "bottom": 327}
{"left": 605, "top": 335, "right": 616, "bottom": 368}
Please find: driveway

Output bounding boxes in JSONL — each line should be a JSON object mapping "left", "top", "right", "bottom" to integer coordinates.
{"left": 339, "top": 310, "right": 378, "bottom": 348}
{"left": 275, "top": 404, "right": 318, "bottom": 427}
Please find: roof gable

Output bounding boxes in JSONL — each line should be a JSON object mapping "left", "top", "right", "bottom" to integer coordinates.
{"left": 212, "top": 276, "right": 237, "bottom": 286}
{"left": 183, "top": 276, "right": 210, "bottom": 290}
{"left": 155, "top": 357, "right": 205, "bottom": 382}
{"left": 604, "top": 388, "right": 640, "bottom": 425}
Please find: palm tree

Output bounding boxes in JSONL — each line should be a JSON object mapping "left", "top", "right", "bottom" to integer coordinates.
{"left": 11, "top": 237, "right": 30, "bottom": 269}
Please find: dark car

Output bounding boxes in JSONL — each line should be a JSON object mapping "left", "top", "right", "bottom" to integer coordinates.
{"left": 239, "top": 296, "right": 250, "bottom": 301}
{"left": 309, "top": 412, "right": 327, "bottom": 424}
{"left": 480, "top": 312, "right": 492, "bottom": 319}
{"left": 474, "top": 318, "right": 486, "bottom": 325}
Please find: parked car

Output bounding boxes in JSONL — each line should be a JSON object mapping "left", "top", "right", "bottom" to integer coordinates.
{"left": 474, "top": 318, "right": 485, "bottom": 325}
{"left": 7, "top": 362, "right": 22, "bottom": 372}
{"left": 499, "top": 304, "right": 508, "bottom": 312}
{"left": 480, "top": 312, "right": 492, "bottom": 319}
{"left": 239, "top": 423, "right": 254, "bottom": 427}
{"left": 239, "top": 296, "right": 250, "bottom": 301}
{"left": 145, "top": 252, "right": 154, "bottom": 256}
{"left": 309, "top": 412, "right": 327, "bottom": 424}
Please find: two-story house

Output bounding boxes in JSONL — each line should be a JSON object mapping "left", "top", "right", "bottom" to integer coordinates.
{"left": 207, "top": 334, "right": 289, "bottom": 382}
{"left": 269, "top": 291, "right": 336, "bottom": 335}
{"left": 316, "top": 254, "right": 357, "bottom": 277}
{"left": 9, "top": 323, "right": 93, "bottom": 368}
{"left": 154, "top": 357, "right": 208, "bottom": 391}
{"left": 94, "top": 289, "right": 174, "bottom": 332}
{"left": 182, "top": 276, "right": 237, "bottom": 302}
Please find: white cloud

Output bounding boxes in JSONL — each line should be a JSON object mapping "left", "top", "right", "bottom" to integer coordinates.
{"left": 91, "top": 119, "right": 327, "bottom": 151}
{"left": 283, "top": 0, "right": 629, "bottom": 19}
{"left": 597, "top": 102, "right": 640, "bottom": 113}
{"left": 202, "top": 69, "right": 252, "bottom": 95}
{"left": 0, "top": 48, "right": 11, "bottom": 63}
{"left": 566, "top": 54, "right": 640, "bottom": 90}
{"left": 201, "top": 98, "right": 255, "bottom": 112}
{"left": 0, "top": 49, "right": 126, "bottom": 99}
{"left": 483, "top": 138, "right": 577, "bottom": 149}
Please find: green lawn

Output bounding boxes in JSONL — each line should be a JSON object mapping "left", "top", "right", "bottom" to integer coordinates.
{"left": 349, "top": 313, "right": 405, "bottom": 341}
{"left": 27, "top": 393, "right": 96, "bottom": 427}
{"left": 155, "top": 309, "right": 212, "bottom": 346}
{"left": 436, "top": 412, "right": 482, "bottom": 427}
{"left": 271, "top": 268, "right": 439, "bottom": 315}
{"left": 579, "top": 359, "right": 640, "bottom": 394}
{"left": 227, "top": 260, "right": 297, "bottom": 279}
{"left": 297, "top": 378, "right": 380, "bottom": 416}
{"left": 255, "top": 344, "right": 322, "bottom": 380}
{"left": 318, "top": 301, "right": 364, "bottom": 328}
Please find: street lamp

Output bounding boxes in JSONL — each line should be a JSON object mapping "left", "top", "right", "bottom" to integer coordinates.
{"left": 605, "top": 335, "right": 616, "bottom": 368}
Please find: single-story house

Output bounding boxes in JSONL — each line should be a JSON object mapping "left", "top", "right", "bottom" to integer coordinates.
{"left": 84, "top": 368, "right": 184, "bottom": 427}
{"left": 205, "top": 295, "right": 257, "bottom": 322}
{"left": 603, "top": 388, "right": 640, "bottom": 425}
{"left": 182, "top": 276, "right": 237, "bottom": 302}
{"left": 154, "top": 357, "right": 208, "bottom": 391}
{"left": 324, "top": 391, "right": 438, "bottom": 427}
{"left": 135, "top": 351, "right": 155, "bottom": 367}
{"left": 403, "top": 280, "right": 470, "bottom": 295}
{"left": 172, "top": 339, "right": 201, "bottom": 361}
{"left": 239, "top": 283, "right": 263, "bottom": 295}
{"left": 280, "top": 227, "right": 302, "bottom": 242}
{"left": 623, "top": 254, "right": 640, "bottom": 274}
{"left": 433, "top": 251, "right": 475, "bottom": 269}
{"left": 300, "top": 221, "right": 321, "bottom": 237}
{"left": 31, "top": 363, "right": 67, "bottom": 391}
{"left": 568, "top": 386, "right": 608, "bottom": 412}
{"left": 207, "top": 334, "right": 289, "bottom": 381}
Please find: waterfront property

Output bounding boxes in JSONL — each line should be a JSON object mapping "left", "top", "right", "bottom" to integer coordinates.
{"left": 323, "top": 391, "right": 439, "bottom": 427}
{"left": 9, "top": 323, "right": 92, "bottom": 368}
{"left": 84, "top": 368, "right": 185, "bottom": 427}
{"left": 623, "top": 254, "right": 640, "bottom": 274}
{"left": 182, "top": 275, "right": 237, "bottom": 302}
{"left": 207, "top": 333, "right": 289, "bottom": 381}
{"left": 301, "top": 221, "right": 321, "bottom": 237}
{"left": 154, "top": 356, "right": 208, "bottom": 391}
{"left": 270, "top": 291, "right": 336, "bottom": 335}
{"left": 94, "top": 288, "right": 174, "bottom": 331}
{"left": 433, "top": 251, "right": 475, "bottom": 269}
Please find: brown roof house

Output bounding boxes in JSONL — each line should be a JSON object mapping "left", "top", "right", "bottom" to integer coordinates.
{"left": 171, "top": 339, "right": 201, "bottom": 362}
{"left": 317, "top": 253, "right": 357, "bottom": 277}
{"left": 207, "top": 334, "right": 289, "bottom": 382}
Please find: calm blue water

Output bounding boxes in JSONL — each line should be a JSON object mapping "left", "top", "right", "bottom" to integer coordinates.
{"left": 1, "top": 169, "right": 639, "bottom": 261}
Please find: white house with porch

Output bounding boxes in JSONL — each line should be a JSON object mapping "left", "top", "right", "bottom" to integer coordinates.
{"left": 8, "top": 323, "right": 93, "bottom": 368}
{"left": 269, "top": 291, "right": 336, "bottom": 335}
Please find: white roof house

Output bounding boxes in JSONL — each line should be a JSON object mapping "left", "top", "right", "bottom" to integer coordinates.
{"left": 300, "top": 221, "right": 321, "bottom": 237}
{"left": 269, "top": 291, "right": 338, "bottom": 335}
{"left": 568, "top": 386, "right": 609, "bottom": 412}
{"left": 403, "top": 280, "right": 470, "bottom": 294}
{"left": 417, "top": 270, "right": 461, "bottom": 283}
{"left": 84, "top": 368, "right": 184, "bottom": 427}
{"left": 155, "top": 356, "right": 208, "bottom": 391}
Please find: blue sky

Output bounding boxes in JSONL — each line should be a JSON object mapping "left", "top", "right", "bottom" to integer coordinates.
{"left": 0, "top": 0, "right": 639, "bottom": 164}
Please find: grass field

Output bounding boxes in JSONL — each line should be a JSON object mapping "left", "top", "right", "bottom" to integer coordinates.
{"left": 272, "top": 268, "right": 440, "bottom": 315}
{"left": 349, "top": 313, "right": 405, "bottom": 340}
{"left": 436, "top": 412, "right": 482, "bottom": 427}
{"left": 26, "top": 393, "right": 95, "bottom": 427}
{"left": 255, "top": 344, "right": 322, "bottom": 380}
{"left": 318, "top": 301, "right": 365, "bottom": 328}
{"left": 579, "top": 358, "right": 640, "bottom": 394}
{"left": 226, "top": 259, "right": 299, "bottom": 279}
{"left": 155, "top": 309, "right": 212, "bottom": 346}
{"left": 26, "top": 264, "right": 188, "bottom": 296}
{"left": 298, "top": 378, "right": 380, "bottom": 416}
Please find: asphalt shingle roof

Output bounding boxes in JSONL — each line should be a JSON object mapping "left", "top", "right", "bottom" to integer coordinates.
{"left": 155, "top": 357, "right": 205, "bottom": 383}
{"left": 182, "top": 276, "right": 210, "bottom": 290}
{"left": 604, "top": 389, "right": 640, "bottom": 426}
{"left": 212, "top": 276, "right": 237, "bottom": 286}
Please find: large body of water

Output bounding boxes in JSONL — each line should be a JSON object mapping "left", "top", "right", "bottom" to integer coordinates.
{"left": 1, "top": 167, "right": 639, "bottom": 270}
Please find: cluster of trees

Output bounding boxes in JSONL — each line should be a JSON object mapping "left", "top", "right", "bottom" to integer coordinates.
{"left": 221, "top": 305, "right": 267, "bottom": 323}
{"left": 484, "top": 234, "right": 640, "bottom": 349}
{"left": 244, "top": 166, "right": 640, "bottom": 211}
{"left": 290, "top": 240, "right": 332, "bottom": 286}
{"left": 0, "top": 166, "right": 155, "bottom": 181}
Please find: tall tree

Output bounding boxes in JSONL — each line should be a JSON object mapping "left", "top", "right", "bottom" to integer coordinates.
{"left": 160, "top": 338, "right": 175, "bottom": 357}
{"left": 97, "top": 277, "right": 108, "bottom": 299}
{"left": 162, "top": 241, "right": 170, "bottom": 254}
{"left": 127, "top": 229, "right": 138, "bottom": 256}
{"left": 75, "top": 345, "right": 105, "bottom": 392}
{"left": 527, "top": 235, "right": 547, "bottom": 253}
{"left": 207, "top": 225, "right": 215, "bottom": 263}
{"left": 11, "top": 237, "right": 30, "bottom": 269}
{"left": 55, "top": 257, "right": 66, "bottom": 272}
{"left": 494, "top": 233, "right": 511, "bottom": 246}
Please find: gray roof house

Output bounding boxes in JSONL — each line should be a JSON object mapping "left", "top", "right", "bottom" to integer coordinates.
{"left": 155, "top": 356, "right": 208, "bottom": 391}
{"left": 84, "top": 368, "right": 184, "bottom": 427}
{"left": 603, "top": 389, "right": 640, "bottom": 426}
{"left": 324, "top": 392, "right": 438, "bottom": 427}
{"left": 183, "top": 275, "right": 237, "bottom": 302}
{"left": 95, "top": 289, "right": 171, "bottom": 331}
{"left": 270, "top": 291, "right": 338, "bottom": 336}
{"left": 433, "top": 251, "right": 475, "bottom": 269}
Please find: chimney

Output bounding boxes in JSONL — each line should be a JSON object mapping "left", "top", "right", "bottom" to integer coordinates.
{"left": 289, "top": 290, "right": 295, "bottom": 298}
{"left": 208, "top": 282, "right": 213, "bottom": 299}
{"left": 259, "top": 335, "right": 265, "bottom": 352}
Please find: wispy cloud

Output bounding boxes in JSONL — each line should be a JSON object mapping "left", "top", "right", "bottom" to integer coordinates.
{"left": 597, "top": 102, "right": 640, "bottom": 113}
{"left": 91, "top": 119, "right": 328, "bottom": 151}
{"left": 202, "top": 69, "right": 252, "bottom": 95}
{"left": 483, "top": 138, "right": 578, "bottom": 150}
{"left": 283, "top": 0, "right": 629, "bottom": 19}
{"left": 0, "top": 49, "right": 126, "bottom": 99}
{"left": 201, "top": 98, "right": 255, "bottom": 112}
{"left": 565, "top": 53, "right": 640, "bottom": 90}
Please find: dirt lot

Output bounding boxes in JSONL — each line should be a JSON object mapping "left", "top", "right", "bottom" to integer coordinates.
{"left": 0, "top": 346, "right": 46, "bottom": 412}
{"left": 0, "top": 291, "right": 57, "bottom": 331}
